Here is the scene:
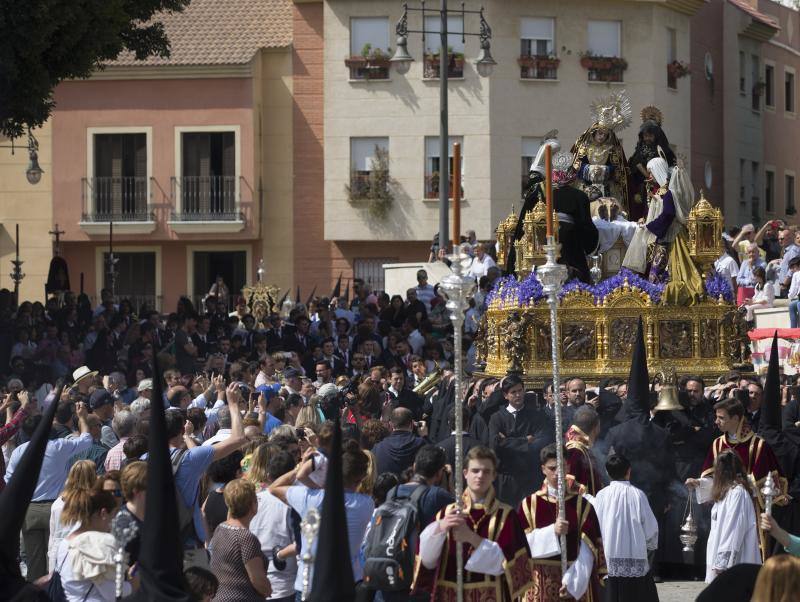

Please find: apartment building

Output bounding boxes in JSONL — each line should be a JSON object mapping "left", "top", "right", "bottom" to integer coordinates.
{"left": 691, "top": 0, "right": 780, "bottom": 226}
{"left": 51, "top": 0, "right": 294, "bottom": 310}
{"left": 298, "top": 0, "right": 704, "bottom": 292}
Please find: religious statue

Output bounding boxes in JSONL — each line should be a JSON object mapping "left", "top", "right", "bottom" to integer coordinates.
{"left": 570, "top": 91, "right": 632, "bottom": 212}
{"left": 474, "top": 315, "right": 489, "bottom": 365}
{"left": 628, "top": 106, "right": 676, "bottom": 222}
{"left": 622, "top": 153, "right": 703, "bottom": 306}
{"left": 508, "top": 132, "right": 599, "bottom": 283}
{"left": 504, "top": 310, "right": 528, "bottom": 373}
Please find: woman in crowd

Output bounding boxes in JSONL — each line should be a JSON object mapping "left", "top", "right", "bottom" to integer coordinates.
{"left": 48, "top": 460, "right": 97, "bottom": 572}
{"left": 95, "top": 470, "right": 122, "bottom": 512}
{"left": 704, "top": 451, "right": 761, "bottom": 583}
{"left": 201, "top": 451, "right": 244, "bottom": 542}
{"left": 742, "top": 265, "right": 774, "bottom": 322}
{"left": 751, "top": 554, "right": 800, "bottom": 602}
{"left": 208, "top": 478, "right": 271, "bottom": 601}
{"left": 54, "top": 484, "right": 132, "bottom": 600}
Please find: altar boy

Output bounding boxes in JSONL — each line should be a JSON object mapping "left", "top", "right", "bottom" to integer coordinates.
{"left": 589, "top": 454, "right": 660, "bottom": 602}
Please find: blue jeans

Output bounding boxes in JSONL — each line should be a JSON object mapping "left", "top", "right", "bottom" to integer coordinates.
{"left": 791, "top": 300, "right": 800, "bottom": 328}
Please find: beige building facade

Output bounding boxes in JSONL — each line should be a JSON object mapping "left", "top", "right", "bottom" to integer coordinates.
{"left": 322, "top": 0, "right": 704, "bottom": 270}
{"left": 0, "top": 123, "right": 53, "bottom": 301}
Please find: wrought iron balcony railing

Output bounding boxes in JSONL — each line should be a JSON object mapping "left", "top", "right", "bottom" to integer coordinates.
{"left": 81, "top": 177, "right": 152, "bottom": 222}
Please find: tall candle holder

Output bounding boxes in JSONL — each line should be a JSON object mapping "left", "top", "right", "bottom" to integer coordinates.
{"left": 439, "top": 252, "right": 476, "bottom": 602}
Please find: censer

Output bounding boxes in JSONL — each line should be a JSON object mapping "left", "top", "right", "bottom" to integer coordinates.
{"left": 680, "top": 490, "right": 698, "bottom": 553}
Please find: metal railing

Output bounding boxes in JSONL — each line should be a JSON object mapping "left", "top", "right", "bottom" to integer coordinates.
{"left": 82, "top": 176, "right": 151, "bottom": 222}
{"left": 171, "top": 175, "right": 241, "bottom": 221}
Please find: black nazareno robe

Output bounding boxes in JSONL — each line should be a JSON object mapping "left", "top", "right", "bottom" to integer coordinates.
{"left": 489, "top": 404, "right": 554, "bottom": 507}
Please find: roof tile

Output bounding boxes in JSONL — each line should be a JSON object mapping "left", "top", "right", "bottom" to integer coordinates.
{"left": 107, "top": 0, "right": 292, "bottom": 67}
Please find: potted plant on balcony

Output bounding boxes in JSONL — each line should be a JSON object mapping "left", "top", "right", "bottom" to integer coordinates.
{"left": 518, "top": 54, "right": 560, "bottom": 69}
{"left": 424, "top": 46, "right": 464, "bottom": 78}
{"left": 667, "top": 60, "right": 691, "bottom": 80}
{"left": 580, "top": 51, "right": 627, "bottom": 81}
{"left": 345, "top": 43, "right": 392, "bottom": 79}
{"left": 346, "top": 146, "right": 396, "bottom": 219}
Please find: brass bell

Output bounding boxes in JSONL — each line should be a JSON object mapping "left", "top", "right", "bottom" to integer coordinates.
{"left": 652, "top": 366, "right": 683, "bottom": 413}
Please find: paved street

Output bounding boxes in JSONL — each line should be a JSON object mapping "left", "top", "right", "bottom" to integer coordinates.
{"left": 657, "top": 580, "right": 706, "bottom": 601}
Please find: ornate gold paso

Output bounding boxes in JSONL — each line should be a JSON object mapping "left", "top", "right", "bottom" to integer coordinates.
{"left": 495, "top": 206, "right": 519, "bottom": 270}
{"left": 478, "top": 285, "right": 737, "bottom": 384}
{"left": 241, "top": 281, "right": 281, "bottom": 323}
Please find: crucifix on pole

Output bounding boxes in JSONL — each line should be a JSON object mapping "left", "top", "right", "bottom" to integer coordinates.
{"left": 49, "top": 223, "right": 65, "bottom": 257}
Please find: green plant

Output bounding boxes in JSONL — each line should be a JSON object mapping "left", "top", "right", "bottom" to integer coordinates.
{"left": 361, "top": 42, "right": 372, "bottom": 58}
{"left": 346, "top": 146, "right": 396, "bottom": 219}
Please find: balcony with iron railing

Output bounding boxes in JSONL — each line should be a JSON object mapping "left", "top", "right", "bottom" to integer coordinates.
{"left": 79, "top": 177, "right": 156, "bottom": 234}
{"left": 169, "top": 175, "right": 246, "bottom": 233}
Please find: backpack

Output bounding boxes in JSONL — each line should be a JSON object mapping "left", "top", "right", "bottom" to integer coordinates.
{"left": 48, "top": 551, "right": 95, "bottom": 602}
{"left": 362, "top": 484, "right": 428, "bottom": 591}
{"left": 171, "top": 447, "right": 197, "bottom": 541}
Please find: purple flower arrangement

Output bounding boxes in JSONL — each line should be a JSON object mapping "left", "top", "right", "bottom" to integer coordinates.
{"left": 488, "top": 268, "right": 681, "bottom": 307}
{"left": 704, "top": 270, "right": 734, "bottom": 303}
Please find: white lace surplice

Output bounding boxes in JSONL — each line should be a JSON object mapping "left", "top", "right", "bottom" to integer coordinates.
{"left": 705, "top": 484, "right": 762, "bottom": 583}
{"left": 589, "top": 481, "right": 658, "bottom": 577}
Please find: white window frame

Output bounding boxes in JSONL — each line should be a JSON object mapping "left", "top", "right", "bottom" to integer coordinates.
{"left": 350, "top": 17, "right": 390, "bottom": 56}
{"left": 170, "top": 125, "right": 243, "bottom": 233}
{"left": 94, "top": 246, "right": 162, "bottom": 311}
{"left": 785, "top": 67, "right": 796, "bottom": 116}
{"left": 82, "top": 126, "right": 154, "bottom": 235}
{"left": 186, "top": 244, "right": 252, "bottom": 299}
{"left": 424, "top": 136, "right": 464, "bottom": 199}
{"left": 587, "top": 20, "right": 621, "bottom": 58}
{"left": 520, "top": 17, "right": 555, "bottom": 57}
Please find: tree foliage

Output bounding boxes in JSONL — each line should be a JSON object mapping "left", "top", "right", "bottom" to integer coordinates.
{"left": 0, "top": 0, "right": 190, "bottom": 139}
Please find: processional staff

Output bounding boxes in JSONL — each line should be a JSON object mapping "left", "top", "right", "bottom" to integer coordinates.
{"left": 537, "top": 144, "right": 569, "bottom": 573}
{"left": 440, "top": 252, "right": 476, "bottom": 602}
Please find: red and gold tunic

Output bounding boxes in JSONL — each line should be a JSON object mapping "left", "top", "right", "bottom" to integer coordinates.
{"left": 565, "top": 426, "right": 601, "bottom": 496}
{"left": 412, "top": 487, "right": 532, "bottom": 602}
{"left": 700, "top": 421, "right": 788, "bottom": 558}
{"left": 518, "top": 480, "right": 606, "bottom": 602}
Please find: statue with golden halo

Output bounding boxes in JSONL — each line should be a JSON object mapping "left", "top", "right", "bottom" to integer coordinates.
{"left": 628, "top": 106, "right": 677, "bottom": 222}
{"left": 570, "top": 91, "right": 632, "bottom": 212}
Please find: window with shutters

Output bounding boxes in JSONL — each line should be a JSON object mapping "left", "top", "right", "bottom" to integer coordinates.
{"left": 178, "top": 131, "right": 237, "bottom": 220}
{"left": 423, "top": 15, "right": 465, "bottom": 78}
{"left": 582, "top": 21, "right": 625, "bottom": 82}
{"left": 347, "top": 17, "right": 391, "bottom": 80}
{"left": 350, "top": 137, "right": 389, "bottom": 199}
{"left": 103, "top": 252, "right": 158, "bottom": 311}
{"left": 519, "top": 18, "right": 558, "bottom": 80}
{"left": 425, "top": 136, "right": 463, "bottom": 199}
{"left": 90, "top": 133, "right": 148, "bottom": 220}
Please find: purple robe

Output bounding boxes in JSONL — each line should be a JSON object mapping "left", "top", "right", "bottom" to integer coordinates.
{"left": 645, "top": 190, "right": 675, "bottom": 241}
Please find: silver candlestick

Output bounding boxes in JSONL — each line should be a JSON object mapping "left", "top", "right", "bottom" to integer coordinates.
{"left": 111, "top": 510, "right": 139, "bottom": 600}
{"left": 301, "top": 507, "right": 321, "bottom": 601}
{"left": 536, "top": 237, "right": 568, "bottom": 574}
{"left": 439, "top": 252, "right": 476, "bottom": 602}
{"left": 762, "top": 472, "right": 778, "bottom": 516}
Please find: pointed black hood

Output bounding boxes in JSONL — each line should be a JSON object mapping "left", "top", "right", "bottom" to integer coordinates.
{"left": 296, "top": 286, "right": 301, "bottom": 306}
{"left": 124, "top": 361, "right": 191, "bottom": 601}
{"left": 760, "top": 333, "right": 781, "bottom": 433}
{"left": 331, "top": 273, "right": 343, "bottom": 300}
{"left": 627, "top": 317, "right": 650, "bottom": 419}
{"left": 306, "top": 285, "right": 317, "bottom": 307}
{"left": 307, "top": 415, "right": 355, "bottom": 602}
{"left": 0, "top": 386, "right": 62, "bottom": 600}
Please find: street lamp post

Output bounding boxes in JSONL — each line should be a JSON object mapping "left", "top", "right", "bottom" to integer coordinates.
{"left": 0, "top": 129, "right": 44, "bottom": 184}
{"left": 391, "top": 1, "right": 496, "bottom": 255}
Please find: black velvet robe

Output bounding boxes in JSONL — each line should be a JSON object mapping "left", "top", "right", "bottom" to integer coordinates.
{"left": 489, "top": 405, "right": 555, "bottom": 507}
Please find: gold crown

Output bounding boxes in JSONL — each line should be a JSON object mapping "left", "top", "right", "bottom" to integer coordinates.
{"left": 640, "top": 105, "right": 664, "bottom": 127}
